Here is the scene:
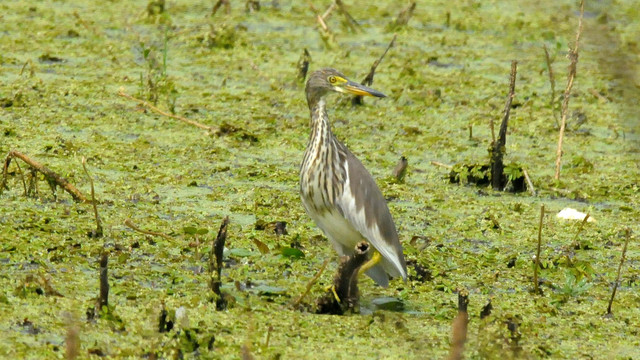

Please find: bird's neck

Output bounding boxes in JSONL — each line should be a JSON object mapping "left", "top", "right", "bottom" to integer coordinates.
{"left": 309, "top": 98, "right": 333, "bottom": 143}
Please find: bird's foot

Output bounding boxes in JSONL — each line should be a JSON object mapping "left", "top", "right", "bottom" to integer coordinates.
{"left": 324, "top": 284, "right": 341, "bottom": 303}
{"left": 358, "top": 250, "right": 382, "bottom": 275}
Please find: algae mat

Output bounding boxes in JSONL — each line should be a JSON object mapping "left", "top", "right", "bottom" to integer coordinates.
{"left": 1, "top": 0, "right": 639, "bottom": 358}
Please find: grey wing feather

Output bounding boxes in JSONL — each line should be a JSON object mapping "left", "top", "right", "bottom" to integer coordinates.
{"left": 334, "top": 152, "right": 407, "bottom": 282}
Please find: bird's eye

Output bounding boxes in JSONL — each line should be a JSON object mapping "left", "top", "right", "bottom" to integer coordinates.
{"left": 328, "top": 76, "right": 337, "bottom": 84}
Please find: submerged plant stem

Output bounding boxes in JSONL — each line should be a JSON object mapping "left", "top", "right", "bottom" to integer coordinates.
{"left": 82, "top": 157, "right": 103, "bottom": 238}
{"left": 118, "top": 89, "right": 216, "bottom": 133}
{"left": 124, "top": 219, "right": 171, "bottom": 239}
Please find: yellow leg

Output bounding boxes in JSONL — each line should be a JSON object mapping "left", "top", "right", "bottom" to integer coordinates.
{"left": 358, "top": 250, "right": 382, "bottom": 275}
{"left": 325, "top": 284, "right": 341, "bottom": 302}
{"left": 324, "top": 250, "right": 382, "bottom": 303}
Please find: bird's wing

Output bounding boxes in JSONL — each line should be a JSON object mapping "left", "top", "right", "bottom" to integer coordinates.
{"left": 334, "top": 152, "right": 407, "bottom": 280}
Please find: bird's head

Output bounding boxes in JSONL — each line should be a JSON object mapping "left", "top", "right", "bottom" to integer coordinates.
{"left": 305, "top": 68, "right": 386, "bottom": 107}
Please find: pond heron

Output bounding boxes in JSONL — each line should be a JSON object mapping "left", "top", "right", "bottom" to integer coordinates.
{"left": 300, "top": 68, "right": 407, "bottom": 287}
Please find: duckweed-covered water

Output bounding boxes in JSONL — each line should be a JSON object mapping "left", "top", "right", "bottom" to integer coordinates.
{"left": 1, "top": 0, "right": 639, "bottom": 358}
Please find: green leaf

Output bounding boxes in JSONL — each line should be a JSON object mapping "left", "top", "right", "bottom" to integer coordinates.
{"left": 252, "top": 238, "right": 270, "bottom": 254}
{"left": 196, "top": 228, "right": 209, "bottom": 235}
{"left": 371, "top": 297, "right": 405, "bottom": 312}
{"left": 183, "top": 226, "right": 198, "bottom": 235}
{"left": 281, "top": 247, "right": 304, "bottom": 259}
{"left": 228, "top": 248, "right": 254, "bottom": 257}
{"left": 248, "top": 285, "right": 287, "bottom": 296}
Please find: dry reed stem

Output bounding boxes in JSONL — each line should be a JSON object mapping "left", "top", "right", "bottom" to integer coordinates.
{"left": 543, "top": 44, "right": 559, "bottom": 127}
{"left": 523, "top": 169, "right": 536, "bottom": 196}
{"left": 490, "top": 60, "right": 517, "bottom": 190}
{"left": 607, "top": 228, "right": 632, "bottom": 315}
{"left": 554, "top": 0, "right": 585, "bottom": 180}
{"left": 291, "top": 258, "right": 330, "bottom": 308}
{"left": 1, "top": 150, "right": 87, "bottom": 202}
{"left": 82, "top": 157, "right": 103, "bottom": 237}
{"left": 431, "top": 161, "right": 453, "bottom": 169}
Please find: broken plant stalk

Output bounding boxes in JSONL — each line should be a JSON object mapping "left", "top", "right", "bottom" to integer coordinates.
{"left": 209, "top": 216, "right": 230, "bottom": 310}
{"left": 392, "top": 156, "right": 408, "bottom": 183}
{"left": 352, "top": 34, "right": 396, "bottom": 106}
{"left": 490, "top": 60, "right": 517, "bottom": 191}
{"left": 99, "top": 253, "right": 109, "bottom": 310}
{"left": 297, "top": 48, "right": 312, "bottom": 82}
{"left": 316, "top": 242, "right": 370, "bottom": 315}
{"left": 447, "top": 291, "right": 469, "bottom": 360}
{"left": 534, "top": 204, "right": 544, "bottom": 294}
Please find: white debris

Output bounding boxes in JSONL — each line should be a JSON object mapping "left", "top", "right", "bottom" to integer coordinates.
{"left": 556, "top": 208, "right": 595, "bottom": 222}
{"left": 175, "top": 306, "right": 190, "bottom": 328}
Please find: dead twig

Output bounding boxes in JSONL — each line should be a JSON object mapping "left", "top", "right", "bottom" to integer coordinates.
{"left": 291, "top": 258, "right": 330, "bottom": 308}
{"left": 211, "top": 0, "right": 231, "bottom": 16}
{"left": 321, "top": 2, "right": 336, "bottom": 21}
{"left": 352, "top": 35, "right": 396, "bottom": 105}
{"left": 117, "top": 88, "right": 216, "bottom": 133}
{"left": 555, "top": 0, "right": 584, "bottom": 180}
{"left": 124, "top": 219, "right": 171, "bottom": 240}
{"left": 82, "top": 157, "right": 103, "bottom": 238}
{"left": 316, "top": 13, "right": 330, "bottom": 32}
{"left": 431, "top": 160, "right": 453, "bottom": 169}
{"left": 1, "top": 150, "right": 87, "bottom": 203}
{"left": 543, "top": 45, "right": 559, "bottom": 127}
{"left": 534, "top": 204, "right": 545, "bottom": 294}
{"left": 309, "top": 1, "right": 334, "bottom": 32}
{"left": 490, "top": 60, "right": 518, "bottom": 190}
{"left": 607, "top": 228, "right": 632, "bottom": 315}
{"left": 522, "top": 169, "right": 536, "bottom": 196}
